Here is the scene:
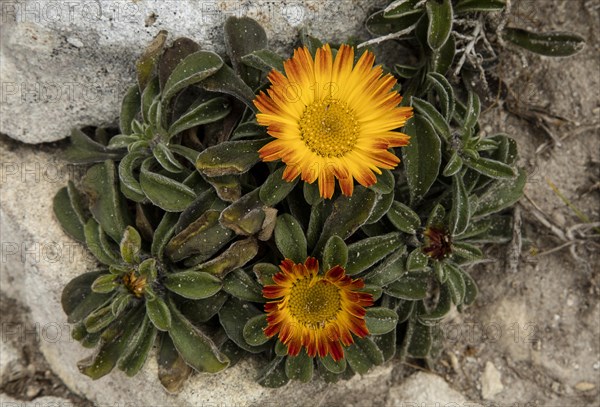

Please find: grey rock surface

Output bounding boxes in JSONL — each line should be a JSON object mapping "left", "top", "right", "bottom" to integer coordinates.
{"left": 386, "top": 372, "right": 480, "bottom": 407}
{"left": 0, "top": 394, "right": 75, "bottom": 406}
{"left": 481, "top": 361, "right": 504, "bottom": 400}
{"left": 0, "top": 0, "right": 383, "bottom": 144}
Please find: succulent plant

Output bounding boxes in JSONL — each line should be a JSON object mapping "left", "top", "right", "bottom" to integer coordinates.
{"left": 53, "top": 9, "right": 583, "bottom": 392}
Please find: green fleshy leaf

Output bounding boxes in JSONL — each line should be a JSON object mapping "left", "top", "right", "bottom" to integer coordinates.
{"left": 118, "top": 315, "right": 157, "bottom": 377}
{"left": 387, "top": 201, "right": 421, "bottom": 234}
{"left": 314, "top": 186, "right": 377, "bottom": 254}
{"left": 230, "top": 121, "right": 268, "bottom": 141}
{"left": 322, "top": 235, "right": 349, "bottom": 270}
{"left": 146, "top": 297, "right": 172, "bottom": 331}
{"left": 364, "top": 249, "right": 406, "bottom": 286}
{"left": 473, "top": 168, "right": 526, "bottom": 217}
{"left": 406, "top": 248, "right": 429, "bottom": 271}
{"left": 405, "top": 319, "right": 432, "bottom": 357}
{"left": 259, "top": 166, "right": 298, "bottom": 206}
{"left": 396, "top": 299, "right": 416, "bottom": 323}
{"left": 168, "top": 97, "right": 232, "bottom": 138}
{"left": 119, "top": 85, "right": 141, "bottom": 135}
{"left": 243, "top": 314, "right": 269, "bottom": 346}
{"left": 162, "top": 50, "right": 223, "bottom": 101}
{"left": 426, "top": 203, "right": 446, "bottom": 228}
{"left": 141, "top": 77, "right": 160, "bottom": 124}
{"left": 151, "top": 212, "right": 179, "bottom": 261}
{"left": 460, "top": 269, "right": 478, "bottom": 306}
{"left": 418, "top": 284, "right": 452, "bottom": 322}
{"left": 82, "top": 160, "right": 132, "bottom": 242}
{"left": 366, "top": 191, "right": 395, "bottom": 225}
{"left": 275, "top": 340, "right": 288, "bottom": 357}
{"left": 444, "top": 262, "right": 467, "bottom": 305}
{"left": 274, "top": 214, "right": 307, "bottom": 263}
{"left": 84, "top": 219, "right": 121, "bottom": 266}
{"left": 158, "top": 37, "right": 200, "bottom": 92}
{"left": 257, "top": 357, "right": 289, "bottom": 388}
{"left": 253, "top": 263, "right": 280, "bottom": 286}
{"left": 152, "top": 143, "right": 184, "bottom": 173}
{"left": 345, "top": 232, "right": 403, "bottom": 275}
{"left": 384, "top": 0, "right": 422, "bottom": 18}
{"left": 118, "top": 150, "right": 148, "bottom": 203}
{"left": 219, "top": 297, "right": 270, "bottom": 353}
{"left": 319, "top": 354, "right": 346, "bottom": 374}
{"left": 241, "top": 49, "right": 285, "bottom": 73}
{"left": 455, "top": 0, "right": 505, "bottom": 13}
{"left": 452, "top": 241, "right": 483, "bottom": 263}
{"left": 465, "top": 156, "right": 516, "bottom": 179}
{"left": 157, "top": 334, "right": 192, "bottom": 393}
{"left": 224, "top": 16, "right": 268, "bottom": 86}
{"left": 427, "top": 72, "right": 455, "bottom": 120}
{"left": 199, "top": 64, "right": 257, "bottom": 110}
{"left": 395, "top": 64, "right": 420, "bottom": 79}
{"left": 175, "top": 291, "right": 228, "bottom": 324}
{"left": 84, "top": 304, "right": 116, "bottom": 333}
{"left": 196, "top": 139, "right": 268, "bottom": 177}
{"left": 449, "top": 175, "right": 470, "bottom": 236}
{"left": 385, "top": 274, "right": 429, "bottom": 300}
{"left": 345, "top": 337, "right": 384, "bottom": 375}
{"left": 78, "top": 307, "right": 143, "bottom": 379}
{"left": 91, "top": 274, "right": 118, "bottom": 294}
{"left": 120, "top": 226, "right": 142, "bottom": 264}
{"left": 503, "top": 27, "right": 585, "bottom": 57}
{"left": 139, "top": 158, "right": 196, "bottom": 212}
{"left": 223, "top": 268, "right": 265, "bottom": 302}
{"left": 66, "top": 129, "right": 126, "bottom": 164}
{"left": 412, "top": 97, "right": 450, "bottom": 140}
{"left": 370, "top": 169, "right": 395, "bottom": 194}
{"left": 164, "top": 271, "right": 222, "bottom": 299}
{"left": 366, "top": 9, "right": 421, "bottom": 36}
{"left": 402, "top": 116, "right": 441, "bottom": 204}
{"left": 110, "top": 293, "right": 131, "bottom": 317}
{"left": 463, "top": 91, "right": 481, "bottom": 131}
{"left": 53, "top": 184, "right": 86, "bottom": 243}
{"left": 443, "top": 152, "right": 463, "bottom": 177}
{"left": 190, "top": 238, "right": 258, "bottom": 277}
{"left": 431, "top": 33, "right": 455, "bottom": 74}
{"left": 167, "top": 297, "right": 230, "bottom": 373}
{"left": 426, "top": 0, "right": 453, "bottom": 50}
{"left": 361, "top": 284, "right": 383, "bottom": 301}
{"left": 166, "top": 210, "right": 233, "bottom": 262}
{"left": 203, "top": 175, "right": 242, "bottom": 203}
{"left": 303, "top": 182, "right": 322, "bottom": 206}
{"left": 285, "top": 350, "right": 314, "bottom": 382}
{"left": 365, "top": 307, "right": 399, "bottom": 335}
{"left": 136, "top": 30, "right": 167, "bottom": 92}
{"left": 62, "top": 271, "right": 112, "bottom": 323}
{"left": 374, "top": 327, "right": 396, "bottom": 361}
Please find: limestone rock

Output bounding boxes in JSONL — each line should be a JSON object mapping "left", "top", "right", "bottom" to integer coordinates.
{"left": 481, "top": 361, "right": 504, "bottom": 400}
{"left": 386, "top": 372, "right": 479, "bottom": 407}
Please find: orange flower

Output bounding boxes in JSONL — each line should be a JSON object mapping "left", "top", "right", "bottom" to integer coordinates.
{"left": 254, "top": 44, "right": 413, "bottom": 199}
{"left": 263, "top": 257, "right": 373, "bottom": 361}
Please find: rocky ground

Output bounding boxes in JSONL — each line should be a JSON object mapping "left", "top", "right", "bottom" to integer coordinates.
{"left": 1, "top": 0, "right": 599, "bottom": 406}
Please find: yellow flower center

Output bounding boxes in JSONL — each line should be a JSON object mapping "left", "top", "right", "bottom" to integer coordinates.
{"left": 288, "top": 277, "right": 342, "bottom": 328}
{"left": 299, "top": 98, "right": 359, "bottom": 158}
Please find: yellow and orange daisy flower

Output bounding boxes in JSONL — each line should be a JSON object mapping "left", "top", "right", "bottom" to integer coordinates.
{"left": 262, "top": 257, "right": 374, "bottom": 361}
{"left": 254, "top": 44, "right": 414, "bottom": 199}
